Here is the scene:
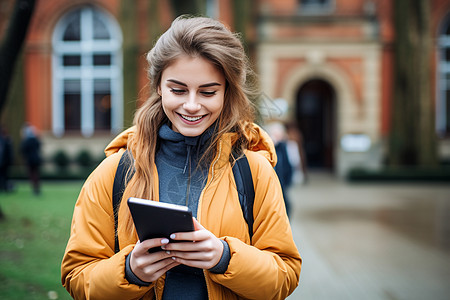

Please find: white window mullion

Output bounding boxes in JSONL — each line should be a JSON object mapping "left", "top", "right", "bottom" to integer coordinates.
{"left": 81, "top": 8, "right": 92, "bottom": 41}
{"left": 437, "top": 23, "right": 450, "bottom": 135}
{"left": 81, "top": 57, "right": 94, "bottom": 137}
{"left": 52, "top": 54, "right": 64, "bottom": 137}
{"left": 81, "top": 75, "right": 94, "bottom": 137}
{"left": 81, "top": 9, "right": 94, "bottom": 137}
{"left": 111, "top": 56, "right": 123, "bottom": 134}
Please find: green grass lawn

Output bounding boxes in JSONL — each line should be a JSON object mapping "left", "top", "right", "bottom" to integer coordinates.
{"left": 0, "top": 181, "right": 83, "bottom": 300}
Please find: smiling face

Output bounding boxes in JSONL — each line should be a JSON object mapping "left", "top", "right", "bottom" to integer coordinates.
{"left": 159, "top": 55, "right": 226, "bottom": 137}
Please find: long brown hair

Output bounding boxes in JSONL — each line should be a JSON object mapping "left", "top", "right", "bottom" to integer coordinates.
{"left": 119, "top": 15, "right": 257, "bottom": 236}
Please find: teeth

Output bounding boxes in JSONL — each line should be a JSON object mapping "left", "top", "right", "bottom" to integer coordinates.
{"left": 181, "top": 115, "right": 203, "bottom": 122}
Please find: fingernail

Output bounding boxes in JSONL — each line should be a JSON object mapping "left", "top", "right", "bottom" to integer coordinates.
{"left": 166, "top": 250, "right": 171, "bottom": 255}
{"left": 170, "top": 234, "right": 176, "bottom": 239}
{"left": 161, "top": 238, "right": 169, "bottom": 244}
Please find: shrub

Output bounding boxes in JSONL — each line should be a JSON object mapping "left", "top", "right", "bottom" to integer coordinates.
{"left": 75, "top": 149, "right": 93, "bottom": 168}
{"left": 52, "top": 150, "right": 70, "bottom": 170}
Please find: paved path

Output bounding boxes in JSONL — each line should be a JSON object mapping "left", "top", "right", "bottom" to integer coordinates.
{"left": 286, "top": 173, "right": 450, "bottom": 300}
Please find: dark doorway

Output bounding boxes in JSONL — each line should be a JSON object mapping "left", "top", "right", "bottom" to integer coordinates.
{"left": 296, "top": 79, "right": 336, "bottom": 170}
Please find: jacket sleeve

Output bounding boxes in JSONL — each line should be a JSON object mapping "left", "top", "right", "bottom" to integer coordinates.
{"left": 61, "top": 152, "right": 153, "bottom": 299}
{"left": 208, "top": 152, "right": 302, "bottom": 299}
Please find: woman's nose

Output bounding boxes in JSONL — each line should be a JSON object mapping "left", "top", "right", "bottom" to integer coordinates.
{"left": 183, "top": 94, "right": 201, "bottom": 112}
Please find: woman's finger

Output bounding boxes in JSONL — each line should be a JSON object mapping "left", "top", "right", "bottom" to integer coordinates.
{"left": 134, "top": 238, "right": 170, "bottom": 255}
{"left": 192, "top": 217, "right": 205, "bottom": 230}
{"left": 134, "top": 257, "right": 181, "bottom": 282}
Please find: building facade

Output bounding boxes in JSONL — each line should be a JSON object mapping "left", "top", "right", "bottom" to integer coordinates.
{"left": 1, "top": 0, "right": 449, "bottom": 176}
{"left": 256, "top": 0, "right": 450, "bottom": 175}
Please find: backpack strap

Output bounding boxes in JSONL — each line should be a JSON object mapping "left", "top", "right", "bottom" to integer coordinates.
{"left": 232, "top": 154, "right": 255, "bottom": 242}
{"left": 112, "top": 150, "right": 134, "bottom": 253}
{"left": 112, "top": 150, "right": 255, "bottom": 253}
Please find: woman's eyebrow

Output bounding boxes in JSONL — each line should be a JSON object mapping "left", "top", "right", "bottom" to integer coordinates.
{"left": 167, "top": 79, "right": 222, "bottom": 88}
{"left": 167, "top": 79, "right": 187, "bottom": 87}
{"left": 199, "top": 82, "right": 222, "bottom": 88}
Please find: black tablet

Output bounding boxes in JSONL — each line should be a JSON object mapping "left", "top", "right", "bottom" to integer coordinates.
{"left": 127, "top": 197, "right": 194, "bottom": 252}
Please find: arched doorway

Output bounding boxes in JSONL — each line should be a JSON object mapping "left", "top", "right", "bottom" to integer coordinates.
{"left": 296, "top": 79, "right": 336, "bottom": 170}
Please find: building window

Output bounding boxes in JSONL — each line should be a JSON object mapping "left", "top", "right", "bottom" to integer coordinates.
{"left": 437, "top": 15, "right": 450, "bottom": 136}
{"left": 52, "top": 6, "right": 123, "bottom": 137}
{"left": 299, "top": 0, "right": 333, "bottom": 14}
{"left": 206, "top": 0, "right": 218, "bottom": 19}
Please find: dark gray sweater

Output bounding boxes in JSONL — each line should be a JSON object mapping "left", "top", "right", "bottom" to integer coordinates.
{"left": 125, "top": 124, "right": 230, "bottom": 299}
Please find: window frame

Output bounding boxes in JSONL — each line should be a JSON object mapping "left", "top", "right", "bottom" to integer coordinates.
{"left": 52, "top": 6, "right": 123, "bottom": 137}
{"left": 298, "top": 0, "right": 335, "bottom": 15}
{"left": 437, "top": 14, "right": 450, "bottom": 137}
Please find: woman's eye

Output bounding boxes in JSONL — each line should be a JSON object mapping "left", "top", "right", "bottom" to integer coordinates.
{"left": 170, "top": 89, "right": 185, "bottom": 95}
{"left": 201, "top": 91, "right": 216, "bottom": 97}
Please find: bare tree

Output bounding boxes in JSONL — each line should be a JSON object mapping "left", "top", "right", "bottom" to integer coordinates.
{"left": 0, "top": 0, "right": 36, "bottom": 220}
{"left": 389, "top": 0, "right": 437, "bottom": 167}
{"left": 0, "top": 0, "right": 36, "bottom": 114}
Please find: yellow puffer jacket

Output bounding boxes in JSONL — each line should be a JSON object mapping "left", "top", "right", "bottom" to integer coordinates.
{"left": 61, "top": 123, "right": 301, "bottom": 299}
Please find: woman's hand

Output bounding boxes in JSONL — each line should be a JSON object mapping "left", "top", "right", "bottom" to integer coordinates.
{"left": 161, "top": 218, "right": 224, "bottom": 270}
{"left": 129, "top": 238, "right": 181, "bottom": 283}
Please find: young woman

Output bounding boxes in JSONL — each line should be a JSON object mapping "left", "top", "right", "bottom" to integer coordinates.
{"left": 61, "top": 16, "right": 301, "bottom": 300}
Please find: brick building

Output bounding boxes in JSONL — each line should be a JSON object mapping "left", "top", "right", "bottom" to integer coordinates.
{"left": 1, "top": 0, "right": 449, "bottom": 176}
{"left": 257, "top": 0, "right": 450, "bottom": 175}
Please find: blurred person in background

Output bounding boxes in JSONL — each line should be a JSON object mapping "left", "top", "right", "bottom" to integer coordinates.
{"left": 286, "top": 121, "right": 308, "bottom": 184}
{"left": 266, "top": 121, "right": 294, "bottom": 217}
{"left": 0, "top": 125, "right": 14, "bottom": 192}
{"left": 21, "top": 123, "right": 42, "bottom": 196}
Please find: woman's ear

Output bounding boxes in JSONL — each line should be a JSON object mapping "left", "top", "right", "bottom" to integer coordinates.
{"left": 157, "top": 86, "right": 162, "bottom": 96}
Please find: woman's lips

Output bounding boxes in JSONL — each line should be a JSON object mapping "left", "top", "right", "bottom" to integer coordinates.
{"left": 177, "top": 113, "right": 206, "bottom": 123}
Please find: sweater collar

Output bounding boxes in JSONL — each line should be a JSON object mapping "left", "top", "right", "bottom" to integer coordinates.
{"left": 157, "top": 123, "right": 214, "bottom": 173}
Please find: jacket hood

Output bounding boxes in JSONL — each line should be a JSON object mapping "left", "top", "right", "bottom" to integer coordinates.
{"left": 243, "top": 123, "right": 277, "bottom": 167}
{"left": 104, "top": 123, "right": 277, "bottom": 167}
{"left": 104, "top": 126, "right": 135, "bottom": 157}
